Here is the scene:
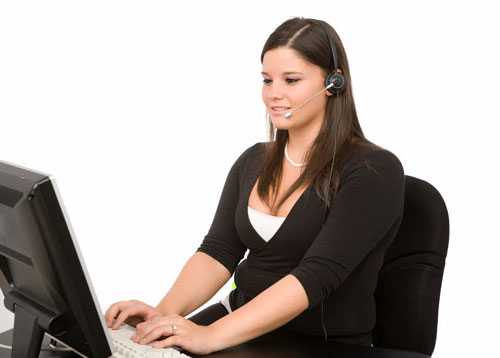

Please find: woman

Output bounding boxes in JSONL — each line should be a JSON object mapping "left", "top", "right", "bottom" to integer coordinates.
{"left": 104, "top": 16, "right": 405, "bottom": 355}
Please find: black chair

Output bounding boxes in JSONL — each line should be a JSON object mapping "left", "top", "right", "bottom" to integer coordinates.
{"left": 373, "top": 175, "right": 449, "bottom": 356}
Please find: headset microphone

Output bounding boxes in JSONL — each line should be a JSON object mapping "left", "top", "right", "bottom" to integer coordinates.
{"left": 283, "top": 82, "right": 334, "bottom": 119}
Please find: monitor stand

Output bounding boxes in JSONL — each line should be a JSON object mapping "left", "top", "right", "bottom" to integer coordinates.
{"left": 3, "top": 288, "right": 64, "bottom": 358}
{"left": 0, "top": 329, "right": 79, "bottom": 358}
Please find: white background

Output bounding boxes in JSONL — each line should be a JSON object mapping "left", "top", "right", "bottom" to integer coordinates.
{"left": 1, "top": 1, "right": 499, "bottom": 356}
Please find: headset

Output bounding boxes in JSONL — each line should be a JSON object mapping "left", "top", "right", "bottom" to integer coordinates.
{"left": 318, "top": 22, "right": 345, "bottom": 96}
{"left": 282, "top": 23, "right": 345, "bottom": 119}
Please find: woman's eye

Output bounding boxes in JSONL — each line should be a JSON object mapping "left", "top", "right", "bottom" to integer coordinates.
{"left": 262, "top": 79, "right": 300, "bottom": 85}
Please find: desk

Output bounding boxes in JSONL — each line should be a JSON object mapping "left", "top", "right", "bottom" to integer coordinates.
{"left": 0, "top": 329, "right": 430, "bottom": 358}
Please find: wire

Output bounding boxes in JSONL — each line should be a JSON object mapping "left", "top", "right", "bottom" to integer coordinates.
{"left": 321, "top": 301, "right": 328, "bottom": 343}
{"left": 322, "top": 115, "right": 339, "bottom": 222}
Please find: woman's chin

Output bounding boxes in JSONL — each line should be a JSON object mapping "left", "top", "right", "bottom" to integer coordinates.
{"left": 271, "top": 114, "right": 292, "bottom": 127}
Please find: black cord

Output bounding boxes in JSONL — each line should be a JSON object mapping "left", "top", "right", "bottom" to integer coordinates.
{"left": 322, "top": 116, "right": 339, "bottom": 223}
{"left": 321, "top": 301, "right": 328, "bottom": 343}
{"left": 320, "top": 102, "right": 340, "bottom": 343}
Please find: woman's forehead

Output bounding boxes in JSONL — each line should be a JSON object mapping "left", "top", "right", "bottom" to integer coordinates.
{"left": 262, "top": 48, "right": 318, "bottom": 75}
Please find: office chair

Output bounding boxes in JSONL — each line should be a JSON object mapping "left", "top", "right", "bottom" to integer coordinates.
{"left": 373, "top": 175, "right": 449, "bottom": 357}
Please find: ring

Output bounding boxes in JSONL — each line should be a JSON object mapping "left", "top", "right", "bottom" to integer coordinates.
{"left": 170, "top": 321, "right": 177, "bottom": 335}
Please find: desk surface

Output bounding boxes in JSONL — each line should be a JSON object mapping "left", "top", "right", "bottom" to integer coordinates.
{"left": 0, "top": 329, "right": 430, "bottom": 358}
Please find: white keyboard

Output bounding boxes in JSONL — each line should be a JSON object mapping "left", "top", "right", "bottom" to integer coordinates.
{"left": 109, "top": 324, "right": 192, "bottom": 358}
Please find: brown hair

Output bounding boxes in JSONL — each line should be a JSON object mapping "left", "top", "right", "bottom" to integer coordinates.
{"left": 258, "top": 17, "right": 382, "bottom": 216}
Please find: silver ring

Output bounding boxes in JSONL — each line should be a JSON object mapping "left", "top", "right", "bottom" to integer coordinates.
{"left": 170, "top": 321, "right": 177, "bottom": 334}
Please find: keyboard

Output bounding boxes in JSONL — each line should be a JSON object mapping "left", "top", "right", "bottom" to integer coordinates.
{"left": 109, "top": 324, "right": 192, "bottom": 358}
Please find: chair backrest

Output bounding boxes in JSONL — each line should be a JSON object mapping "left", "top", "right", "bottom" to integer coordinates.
{"left": 373, "top": 175, "right": 449, "bottom": 356}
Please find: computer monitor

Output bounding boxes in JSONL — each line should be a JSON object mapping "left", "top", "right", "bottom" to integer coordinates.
{"left": 0, "top": 160, "right": 114, "bottom": 358}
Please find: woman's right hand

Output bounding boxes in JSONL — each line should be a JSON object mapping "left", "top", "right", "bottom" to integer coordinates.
{"left": 104, "top": 299, "right": 162, "bottom": 330}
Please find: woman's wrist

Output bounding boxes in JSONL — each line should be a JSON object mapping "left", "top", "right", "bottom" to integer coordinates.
{"left": 206, "top": 324, "right": 227, "bottom": 353}
{"left": 155, "top": 305, "right": 181, "bottom": 317}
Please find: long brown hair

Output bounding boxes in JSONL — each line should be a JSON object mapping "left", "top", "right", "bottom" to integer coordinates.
{"left": 258, "top": 17, "right": 382, "bottom": 216}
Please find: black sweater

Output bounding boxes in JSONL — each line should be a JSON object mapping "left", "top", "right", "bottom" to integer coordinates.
{"left": 196, "top": 141, "right": 405, "bottom": 346}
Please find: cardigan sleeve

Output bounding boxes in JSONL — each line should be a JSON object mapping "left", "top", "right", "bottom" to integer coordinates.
{"left": 289, "top": 149, "right": 405, "bottom": 310}
{"left": 195, "top": 144, "right": 256, "bottom": 274}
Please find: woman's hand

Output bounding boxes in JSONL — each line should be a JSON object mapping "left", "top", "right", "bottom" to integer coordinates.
{"left": 131, "top": 314, "right": 218, "bottom": 355}
{"left": 104, "top": 299, "right": 162, "bottom": 330}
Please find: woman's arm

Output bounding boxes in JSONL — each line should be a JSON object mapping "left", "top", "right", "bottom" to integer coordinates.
{"left": 158, "top": 144, "right": 257, "bottom": 317}
{"left": 155, "top": 251, "right": 232, "bottom": 317}
{"left": 208, "top": 274, "right": 308, "bottom": 351}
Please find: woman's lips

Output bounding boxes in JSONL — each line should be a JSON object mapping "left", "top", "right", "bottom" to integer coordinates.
{"left": 271, "top": 106, "right": 291, "bottom": 114}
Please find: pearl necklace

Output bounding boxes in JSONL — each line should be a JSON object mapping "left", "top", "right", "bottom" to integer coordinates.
{"left": 284, "top": 142, "right": 306, "bottom": 167}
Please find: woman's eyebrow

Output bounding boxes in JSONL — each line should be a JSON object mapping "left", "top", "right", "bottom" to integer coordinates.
{"left": 261, "top": 71, "right": 304, "bottom": 75}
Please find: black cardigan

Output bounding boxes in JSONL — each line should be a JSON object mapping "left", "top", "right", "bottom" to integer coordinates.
{"left": 196, "top": 141, "right": 405, "bottom": 346}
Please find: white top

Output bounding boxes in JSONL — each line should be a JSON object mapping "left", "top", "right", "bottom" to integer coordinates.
{"left": 247, "top": 205, "right": 287, "bottom": 242}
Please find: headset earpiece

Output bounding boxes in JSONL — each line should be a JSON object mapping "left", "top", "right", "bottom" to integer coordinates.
{"left": 325, "top": 71, "right": 345, "bottom": 95}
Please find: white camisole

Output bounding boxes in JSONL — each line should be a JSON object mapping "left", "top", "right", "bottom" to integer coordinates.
{"left": 247, "top": 205, "right": 287, "bottom": 242}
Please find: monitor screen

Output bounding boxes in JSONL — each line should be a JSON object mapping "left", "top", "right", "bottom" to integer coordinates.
{"left": 0, "top": 160, "right": 114, "bottom": 357}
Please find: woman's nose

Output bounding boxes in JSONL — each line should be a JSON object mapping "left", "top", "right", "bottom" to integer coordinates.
{"left": 265, "top": 83, "right": 286, "bottom": 99}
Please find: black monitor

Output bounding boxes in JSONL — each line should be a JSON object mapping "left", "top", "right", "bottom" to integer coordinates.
{"left": 0, "top": 160, "right": 114, "bottom": 357}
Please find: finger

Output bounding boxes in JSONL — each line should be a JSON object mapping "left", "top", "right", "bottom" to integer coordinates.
{"left": 112, "top": 305, "right": 144, "bottom": 329}
{"left": 151, "top": 335, "right": 182, "bottom": 349}
{"left": 104, "top": 307, "right": 113, "bottom": 327}
{"left": 104, "top": 303, "right": 118, "bottom": 326}
{"left": 105, "top": 302, "right": 127, "bottom": 327}
{"left": 134, "top": 318, "right": 170, "bottom": 342}
{"left": 124, "top": 315, "right": 144, "bottom": 328}
{"left": 138, "top": 326, "right": 171, "bottom": 345}
{"left": 132, "top": 321, "right": 146, "bottom": 338}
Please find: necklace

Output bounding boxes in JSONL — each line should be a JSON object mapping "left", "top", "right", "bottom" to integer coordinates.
{"left": 284, "top": 142, "right": 306, "bottom": 167}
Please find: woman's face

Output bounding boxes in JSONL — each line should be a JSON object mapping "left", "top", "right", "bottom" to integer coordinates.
{"left": 262, "top": 47, "right": 331, "bottom": 131}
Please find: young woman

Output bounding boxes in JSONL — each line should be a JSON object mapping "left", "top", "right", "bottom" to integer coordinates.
{"left": 104, "top": 17, "right": 405, "bottom": 355}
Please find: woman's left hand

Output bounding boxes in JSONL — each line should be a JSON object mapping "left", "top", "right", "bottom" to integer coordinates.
{"left": 131, "top": 314, "right": 218, "bottom": 355}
